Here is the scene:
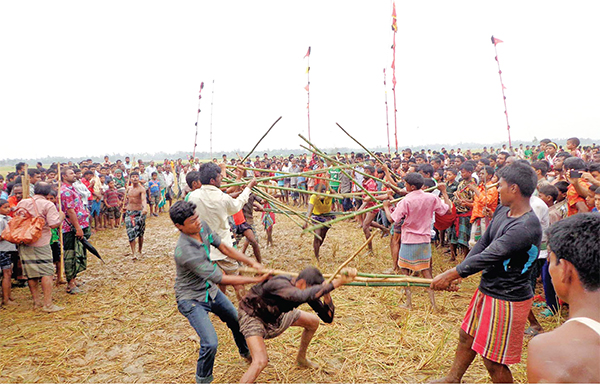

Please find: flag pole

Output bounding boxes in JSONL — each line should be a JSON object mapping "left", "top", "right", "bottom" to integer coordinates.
{"left": 391, "top": 2, "right": 399, "bottom": 153}
{"left": 210, "top": 80, "right": 215, "bottom": 159}
{"left": 383, "top": 68, "right": 391, "bottom": 155}
{"left": 491, "top": 36, "right": 512, "bottom": 148}
{"left": 304, "top": 46, "right": 311, "bottom": 143}
{"left": 193, "top": 81, "right": 205, "bottom": 159}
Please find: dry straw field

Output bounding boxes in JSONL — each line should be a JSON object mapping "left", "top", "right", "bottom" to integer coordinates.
{"left": 0, "top": 210, "right": 561, "bottom": 383}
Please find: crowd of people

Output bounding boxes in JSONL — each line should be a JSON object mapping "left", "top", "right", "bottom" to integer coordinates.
{"left": 0, "top": 136, "right": 598, "bottom": 383}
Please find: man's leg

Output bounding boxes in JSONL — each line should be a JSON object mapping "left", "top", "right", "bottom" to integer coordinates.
{"left": 2, "top": 268, "right": 14, "bottom": 304}
{"left": 211, "top": 291, "right": 249, "bottom": 359}
{"left": 399, "top": 268, "right": 413, "bottom": 309}
{"left": 41, "top": 275, "right": 55, "bottom": 307}
{"left": 177, "top": 299, "right": 219, "bottom": 383}
{"left": 422, "top": 267, "right": 437, "bottom": 311}
{"left": 482, "top": 357, "right": 513, "bottom": 383}
{"left": 138, "top": 236, "right": 144, "bottom": 254}
{"left": 312, "top": 228, "right": 328, "bottom": 261}
{"left": 431, "top": 329, "right": 477, "bottom": 383}
{"left": 390, "top": 232, "right": 401, "bottom": 272}
{"left": 240, "top": 336, "right": 268, "bottom": 383}
{"left": 291, "top": 310, "right": 320, "bottom": 368}
{"left": 362, "top": 212, "right": 376, "bottom": 251}
{"left": 28, "top": 278, "right": 41, "bottom": 307}
{"left": 242, "top": 229, "right": 261, "bottom": 263}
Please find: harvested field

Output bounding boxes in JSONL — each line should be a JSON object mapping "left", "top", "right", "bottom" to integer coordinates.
{"left": 0, "top": 211, "right": 563, "bottom": 383}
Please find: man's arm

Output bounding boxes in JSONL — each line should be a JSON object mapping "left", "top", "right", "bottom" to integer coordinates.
{"left": 223, "top": 179, "right": 258, "bottom": 215}
{"left": 217, "top": 243, "right": 263, "bottom": 270}
{"left": 265, "top": 269, "right": 355, "bottom": 304}
{"left": 307, "top": 293, "right": 335, "bottom": 323}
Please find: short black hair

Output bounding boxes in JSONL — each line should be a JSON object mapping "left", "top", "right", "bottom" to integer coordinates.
{"left": 417, "top": 163, "right": 434, "bottom": 177}
{"left": 83, "top": 170, "right": 94, "bottom": 177}
{"left": 547, "top": 213, "right": 600, "bottom": 291}
{"left": 199, "top": 162, "right": 222, "bottom": 185}
{"left": 497, "top": 162, "right": 537, "bottom": 197}
{"left": 459, "top": 162, "right": 475, "bottom": 173}
{"left": 554, "top": 181, "right": 569, "bottom": 194}
{"left": 186, "top": 171, "right": 202, "bottom": 189}
{"left": 532, "top": 161, "right": 549, "bottom": 176}
{"left": 563, "top": 157, "right": 586, "bottom": 171}
{"left": 33, "top": 182, "right": 52, "bottom": 196}
{"left": 479, "top": 158, "right": 490, "bottom": 166}
{"left": 404, "top": 172, "right": 424, "bottom": 189}
{"left": 297, "top": 266, "right": 325, "bottom": 286}
{"left": 538, "top": 184, "right": 559, "bottom": 201}
{"left": 129, "top": 171, "right": 140, "bottom": 177}
{"left": 588, "top": 163, "right": 600, "bottom": 174}
{"left": 422, "top": 178, "right": 436, "bottom": 189}
{"left": 151, "top": 172, "right": 157, "bottom": 176}
{"left": 0, "top": 199, "right": 9, "bottom": 207}
{"left": 28, "top": 168, "right": 41, "bottom": 177}
{"left": 170, "top": 201, "right": 196, "bottom": 226}
{"left": 567, "top": 137, "right": 580, "bottom": 147}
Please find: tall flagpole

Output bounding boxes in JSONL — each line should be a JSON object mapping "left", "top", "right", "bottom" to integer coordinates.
{"left": 193, "top": 81, "right": 205, "bottom": 159}
{"left": 304, "top": 46, "right": 311, "bottom": 142}
{"left": 491, "top": 36, "right": 512, "bottom": 148}
{"left": 210, "top": 80, "right": 215, "bottom": 159}
{"left": 391, "top": 2, "right": 398, "bottom": 153}
{"left": 383, "top": 68, "right": 391, "bottom": 155}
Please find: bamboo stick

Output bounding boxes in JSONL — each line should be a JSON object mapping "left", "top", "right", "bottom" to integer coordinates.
{"left": 221, "top": 168, "right": 343, "bottom": 188}
{"left": 298, "top": 135, "right": 380, "bottom": 202}
{"left": 22, "top": 164, "right": 30, "bottom": 199}
{"left": 57, "top": 163, "right": 66, "bottom": 284}
{"left": 345, "top": 282, "right": 431, "bottom": 288}
{"left": 336, "top": 122, "right": 403, "bottom": 181}
{"left": 240, "top": 116, "right": 282, "bottom": 163}
{"left": 325, "top": 232, "right": 376, "bottom": 284}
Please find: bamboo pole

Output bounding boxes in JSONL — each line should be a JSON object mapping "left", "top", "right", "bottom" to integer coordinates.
{"left": 241, "top": 116, "right": 282, "bottom": 163}
{"left": 298, "top": 135, "right": 380, "bottom": 202}
{"left": 22, "top": 164, "right": 30, "bottom": 199}
{"left": 325, "top": 232, "right": 375, "bottom": 284}
{"left": 336, "top": 122, "right": 403, "bottom": 181}
{"left": 302, "top": 185, "right": 438, "bottom": 233}
{"left": 57, "top": 163, "right": 66, "bottom": 284}
{"left": 238, "top": 267, "right": 432, "bottom": 286}
{"left": 222, "top": 167, "right": 346, "bottom": 188}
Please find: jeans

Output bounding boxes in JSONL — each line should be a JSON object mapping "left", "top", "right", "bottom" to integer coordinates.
{"left": 541, "top": 260, "right": 559, "bottom": 314}
{"left": 177, "top": 291, "right": 249, "bottom": 383}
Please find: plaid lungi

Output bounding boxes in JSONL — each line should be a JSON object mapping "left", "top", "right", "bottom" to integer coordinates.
{"left": 125, "top": 210, "right": 146, "bottom": 242}
{"left": 18, "top": 244, "right": 54, "bottom": 279}
{"left": 63, "top": 227, "right": 91, "bottom": 281}
{"left": 238, "top": 307, "right": 301, "bottom": 340}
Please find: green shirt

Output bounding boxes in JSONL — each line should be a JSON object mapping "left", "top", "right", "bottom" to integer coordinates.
{"left": 328, "top": 168, "right": 341, "bottom": 188}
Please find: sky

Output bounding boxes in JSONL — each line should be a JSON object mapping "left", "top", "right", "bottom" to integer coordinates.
{"left": 1, "top": 1, "right": 599, "bottom": 160}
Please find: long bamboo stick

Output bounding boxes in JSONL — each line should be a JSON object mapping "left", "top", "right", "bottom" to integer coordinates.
{"left": 23, "top": 164, "right": 30, "bottom": 199}
{"left": 241, "top": 116, "right": 282, "bottom": 163}
{"left": 57, "top": 163, "right": 65, "bottom": 284}
{"left": 325, "top": 232, "right": 376, "bottom": 284}
{"left": 345, "top": 282, "right": 431, "bottom": 288}
{"left": 298, "top": 135, "right": 380, "bottom": 202}
{"left": 222, "top": 168, "right": 344, "bottom": 188}
{"left": 336, "top": 122, "right": 403, "bottom": 181}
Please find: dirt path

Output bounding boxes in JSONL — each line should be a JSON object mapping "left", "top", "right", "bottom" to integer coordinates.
{"left": 0, "top": 210, "right": 559, "bottom": 383}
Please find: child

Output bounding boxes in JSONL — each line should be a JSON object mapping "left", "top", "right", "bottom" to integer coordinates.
{"left": 566, "top": 137, "right": 582, "bottom": 158}
{"left": 593, "top": 185, "right": 600, "bottom": 212}
{"left": 148, "top": 172, "right": 161, "bottom": 217}
{"left": 102, "top": 180, "right": 121, "bottom": 228}
{"left": 383, "top": 173, "right": 451, "bottom": 310}
{"left": 0, "top": 199, "right": 17, "bottom": 306}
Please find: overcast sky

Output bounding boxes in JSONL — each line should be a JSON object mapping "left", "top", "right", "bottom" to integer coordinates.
{"left": 1, "top": 1, "right": 599, "bottom": 160}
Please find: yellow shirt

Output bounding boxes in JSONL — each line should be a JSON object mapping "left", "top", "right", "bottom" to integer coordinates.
{"left": 309, "top": 193, "right": 333, "bottom": 215}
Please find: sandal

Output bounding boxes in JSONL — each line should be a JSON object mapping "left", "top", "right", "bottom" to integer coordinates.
{"left": 66, "top": 286, "right": 84, "bottom": 295}
{"left": 524, "top": 326, "right": 542, "bottom": 337}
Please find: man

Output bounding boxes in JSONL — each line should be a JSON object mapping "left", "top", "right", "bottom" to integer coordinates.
{"left": 496, "top": 151, "right": 510, "bottom": 170}
{"left": 187, "top": 162, "right": 258, "bottom": 299}
{"left": 238, "top": 266, "right": 357, "bottom": 383}
{"left": 431, "top": 162, "right": 542, "bottom": 383}
{"left": 16, "top": 182, "right": 65, "bottom": 312}
{"left": 169, "top": 201, "right": 268, "bottom": 384}
{"left": 527, "top": 213, "right": 599, "bottom": 383}
{"left": 123, "top": 171, "right": 147, "bottom": 258}
{"left": 448, "top": 163, "right": 476, "bottom": 261}
{"left": 162, "top": 165, "right": 175, "bottom": 209}
{"left": 60, "top": 168, "right": 92, "bottom": 294}
{"left": 27, "top": 169, "right": 42, "bottom": 197}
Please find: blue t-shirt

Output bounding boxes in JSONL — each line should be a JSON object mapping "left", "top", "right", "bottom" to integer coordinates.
{"left": 149, "top": 180, "right": 160, "bottom": 194}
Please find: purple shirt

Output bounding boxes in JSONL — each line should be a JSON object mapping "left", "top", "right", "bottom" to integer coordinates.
{"left": 390, "top": 190, "right": 449, "bottom": 244}
{"left": 60, "top": 183, "right": 90, "bottom": 233}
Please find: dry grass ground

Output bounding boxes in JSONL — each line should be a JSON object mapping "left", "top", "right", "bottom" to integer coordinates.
{"left": 0, "top": 208, "right": 563, "bottom": 383}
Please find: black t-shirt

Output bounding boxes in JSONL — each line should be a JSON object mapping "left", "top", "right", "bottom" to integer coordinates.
{"left": 456, "top": 205, "right": 542, "bottom": 301}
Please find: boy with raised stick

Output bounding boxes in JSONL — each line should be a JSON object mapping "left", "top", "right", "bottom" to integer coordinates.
{"left": 238, "top": 266, "right": 357, "bottom": 383}
{"left": 169, "top": 201, "right": 269, "bottom": 384}
{"left": 123, "top": 171, "right": 147, "bottom": 258}
{"left": 527, "top": 213, "right": 600, "bottom": 383}
{"left": 431, "top": 162, "right": 542, "bottom": 383}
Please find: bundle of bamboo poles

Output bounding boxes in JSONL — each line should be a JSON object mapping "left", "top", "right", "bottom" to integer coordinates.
{"left": 239, "top": 267, "right": 432, "bottom": 288}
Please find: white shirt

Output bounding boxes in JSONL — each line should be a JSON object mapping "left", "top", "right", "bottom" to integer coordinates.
{"left": 146, "top": 165, "right": 157, "bottom": 176}
{"left": 187, "top": 185, "right": 251, "bottom": 261}
{"left": 530, "top": 195, "right": 550, "bottom": 258}
{"left": 73, "top": 180, "right": 91, "bottom": 205}
{"left": 163, "top": 171, "right": 174, "bottom": 188}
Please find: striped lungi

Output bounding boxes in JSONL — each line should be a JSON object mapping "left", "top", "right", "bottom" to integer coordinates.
{"left": 398, "top": 242, "right": 432, "bottom": 272}
{"left": 18, "top": 244, "right": 54, "bottom": 279}
{"left": 63, "top": 227, "right": 91, "bottom": 281}
{"left": 461, "top": 289, "right": 532, "bottom": 365}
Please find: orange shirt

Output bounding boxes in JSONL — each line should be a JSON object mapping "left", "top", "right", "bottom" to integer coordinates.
{"left": 470, "top": 184, "right": 498, "bottom": 223}
{"left": 566, "top": 182, "right": 593, "bottom": 216}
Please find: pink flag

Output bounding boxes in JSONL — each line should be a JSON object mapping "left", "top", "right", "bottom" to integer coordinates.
{"left": 305, "top": 84, "right": 309, "bottom": 92}
{"left": 491, "top": 36, "right": 503, "bottom": 45}
{"left": 304, "top": 46, "right": 311, "bottom": 58}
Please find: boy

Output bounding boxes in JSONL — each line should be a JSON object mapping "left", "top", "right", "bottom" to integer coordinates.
{"left": 238, "top": 266, "right": 357, "bottom": 383}
{"left": 383, "top": 173, "right": 451, "bottom": 310}
{"left": 431, "top": 162, "right": 542, "bottom": 383}
{"left": 527, "top": 213, "right": 599, "bottom": 383}
{"left": 170, "top": 201, "right": 267, "bottom": 383}
{"left": 103, "top": 180, "right": 121, "bottom": 228}
{"left": 565, "top": 137, "right": 582, "bottom": 158}
{"left": 124, "top": 172, "right": 147, "bottom": 258}
{"left": 0, "top": 199, "right": 17, "bottom": 306}
{"left": 148, "top": 172, "right": 161, "bottom": 217}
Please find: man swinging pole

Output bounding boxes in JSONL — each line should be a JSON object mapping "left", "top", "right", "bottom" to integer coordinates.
{"left": 238, "top": 266, "right": 357, "bottom": 383}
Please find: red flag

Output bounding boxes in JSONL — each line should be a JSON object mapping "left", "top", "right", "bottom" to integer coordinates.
{"left": 304, "top": 46, "right": 311, "bottom": 58}
{"left": 391, "top": 2, "right": 397, "bottom": 32}
{"left": 304, "top": 84, "right": 309, "bottom": 92}
{"left": 491, "top": 36, "right": 503, "bottom": 45}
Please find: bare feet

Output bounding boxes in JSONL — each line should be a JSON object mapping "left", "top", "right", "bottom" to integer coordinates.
{"left": 429, "top": 376, "right": 459, "bottom": 383}
{"left": 2, "top": 299, "right": 17, "bottom": 307}
{"left": 399, "top": 303, "right": 412, "bottom": 310}
{"left": 297, "top": 357, "right": 319, "bottom": 369}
